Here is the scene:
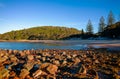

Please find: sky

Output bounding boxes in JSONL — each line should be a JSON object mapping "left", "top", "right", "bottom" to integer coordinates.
{"left": 0, "top": 0, "right": 120, "bottom": 34}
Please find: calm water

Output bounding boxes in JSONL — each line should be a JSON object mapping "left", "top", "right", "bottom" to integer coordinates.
{"left": 0, "top": 40, "right": 120, "bottom": 50}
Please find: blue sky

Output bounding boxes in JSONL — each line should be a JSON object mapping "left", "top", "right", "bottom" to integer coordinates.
{"left": 0, "top": 0, "right": 120, "bottom": 34}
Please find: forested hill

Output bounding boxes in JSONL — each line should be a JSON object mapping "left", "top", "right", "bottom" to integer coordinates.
{"left": 101, "top": 22, "right": 120, "bottom": 38}
{"left": 0, "top": 26, "right": 81, "bottom": 40}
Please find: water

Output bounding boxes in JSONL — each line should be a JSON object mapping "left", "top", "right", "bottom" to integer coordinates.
{"left": 0, "top": 40, "right": 120, "bottom": 50}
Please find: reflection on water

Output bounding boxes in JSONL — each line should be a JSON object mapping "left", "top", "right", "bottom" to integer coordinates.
{"left": 0, "top": 40, "right": 119, "bottom": 50}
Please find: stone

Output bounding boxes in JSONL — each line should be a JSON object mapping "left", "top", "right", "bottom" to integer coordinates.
{"left": 95, "top": 59, "right": 99, "bottom": 64}
{"left": 40, "top": 63, "right": 50, "bottom": 70}
{"left": 0, "top": 69, "right": 9, "bottom": 79}
{"left": 19, "top": 51, "right": 25, "bottom": 57}
{"left": 47, "top": 64, "right": 58, "bottom": 75}
{"left": 73, "top": 58, "right": 81, "bottom": 64}
{"left": 33, "top": 70, "right": 42, "bottom": 78}
{"left": 27, "top": 55, "right": 34, "bottom": 61}
{"left": 62, "top": 60, "right": 67, "bottom": 65}
{"left": 9, "top": 55, "right": 18, "bottom": 62}
{"left": 25, "top": 50, "right": 30, "bottom": 55}
{"left": 42, "top": 57, "right": 46, "bottom": 62}
{"left": 19, "top": 69, "right": 29, "bottom": 79}
{"left": 0, "top": 56, "right": 8, "bottom": 63}
{"left": 78, "top": 65, "right": 86, "bottom": 74}
{"left": 53, "top": 60, "right": 60, "bottom": 66}
{"left": 23, "top": 62, "right": 35, "bottom": 71}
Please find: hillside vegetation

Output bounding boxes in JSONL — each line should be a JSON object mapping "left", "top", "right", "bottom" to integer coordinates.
{"left": 0, "top": 26, "right": 81, "bottom": 40}
{"left": 101, "top": 22, "right": 120, "bottom": 38}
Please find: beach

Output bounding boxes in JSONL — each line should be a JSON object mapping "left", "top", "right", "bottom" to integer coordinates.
{"left": 0, "top": 49, "right": 120, "bottom": 79}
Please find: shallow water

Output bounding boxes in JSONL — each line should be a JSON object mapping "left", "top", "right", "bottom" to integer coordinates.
{"left": 0, "top": 40, "right": 120, "bottom": 50}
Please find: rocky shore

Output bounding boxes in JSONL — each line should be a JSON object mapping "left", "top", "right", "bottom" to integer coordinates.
{"left": 0, "top": 49, "right": 120, "bottom": 79}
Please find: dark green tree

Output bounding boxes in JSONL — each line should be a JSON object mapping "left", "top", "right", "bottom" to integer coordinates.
{"left": 86, "top": 19, "right": 93, "bottom": 34}
{"left": 98, "top": 16, "right": 106, "bottom": 33}
{"left": 81, "top": 29, "right": 84, "bottom": 35}
{"left": 107, "top": 11, "right": 115, "bottom": 25}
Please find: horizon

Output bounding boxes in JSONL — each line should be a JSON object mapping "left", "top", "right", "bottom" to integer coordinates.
{"left": 0, "top": 0, "right": 120, "bottom": 34}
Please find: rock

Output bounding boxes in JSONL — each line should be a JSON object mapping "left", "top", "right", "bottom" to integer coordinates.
{"left": 13, "top": 76, "right": 19, "bottom": 79}
{"left": 33, "top": 70, "right": 42, "bottom": 78}
{"left": 78, "top": 64, "right": 86, "bottom": 74}
{"left": 94, "top": 59, "right": 99, "bottom": 64}
{"left": 9, "top": 71, "right": 16, "bottom": 78}
{"left": 62, "top": 60, "right": 67, "bottom": 65}
{"left": 27, "top": 55, "right": 34, "bottom": 61}
{"left": 72, "top": 54, "right": 77, "bottom": 58}
{"left": 19, "top": 69, "right": 29, "bottom": 79}
{"left": 23, "top": 61, "right": 35, "bottom": 71}
{"left": 40, "top": 63, "right": 50, "bottom": 70}
{"left": 74, "top": 74, "right": 87, "bottom": 79}
{"left": 25, "top": 50, "right": 30, "bottom": 55}
{"left": 47, "top": 64, "right": 58, "bottom": 75}
{"left": 73, "top": 58, "right": 81, "bottom": 64}
{"left": 88, "top": 70, "right": 99, "bottom": 79}
{"left": 9, "top": 55, "right": 18, "bottom": 62}
{"left": 0, "top": 69, "right": 9, "bottom": 79}
{"left": 41, "top": 57, "right": 46, "bottom": 62}
{"left": 67, "top": 55, "right": 71, "bottom": 59}
{"left": 0, "top": 56, "right": 8, "bottom": 63}
{"left": 19, "top": 51, "right": 25, "bottom": 57}
{"left": 53, "top": 60, "right": 60, "bottom": 66}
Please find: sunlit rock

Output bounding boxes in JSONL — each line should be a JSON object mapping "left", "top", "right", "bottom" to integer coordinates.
{"left": 19, "top": 69, "right": 29, "bottom": 79}
{"left": 47, "top": 64, "right": 58, "bottom": 75}
{"left": 27, "top": 55, "right": 34, "bottom": 61}
{"left": 0, "top": 69, "right": 9, "bottom": 79}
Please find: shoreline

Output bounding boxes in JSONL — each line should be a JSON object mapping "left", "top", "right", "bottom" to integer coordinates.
{"left": 0, "top": 40, "right": 120, "bottom": 50}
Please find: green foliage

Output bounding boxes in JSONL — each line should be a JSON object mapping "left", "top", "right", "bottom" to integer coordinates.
{"left": 107, "top": 11, "right": 115, "bottom": 26}
{"left": 0, "top": 26, "right": 81, "bottom": 40}
{"left": 102, "top": 22, "right": 120, "bottom": 38}
{"left": 98, "top": 16, "right": 106, "bottom": 33}
{"left": 86, "top": 19, "right": 93, "bottom": 34}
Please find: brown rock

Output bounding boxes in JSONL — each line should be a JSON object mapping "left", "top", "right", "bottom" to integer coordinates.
{"left": 33, "top": 70, "right": 42, "bottom": 78}
{"left": 53, "top": 60, "right": 60, "bottom": 66}
{"left": 47, "top": 64, "right": 58, "bottom": 75}
{"left": 0, "top": 69, "right": 9, "bottom": 79}
{"left": 73, "top": 58, "right": 81, "bottom": 64}
{"left": 40, "top": 63, "right": 50, "bottom": 70}
{"left": 27, "top": 55, "right": 34, "bottom": 61}
{"left": 19, "top": 69, "right": 29, "bottom": 79}
{"left": 23, "top": 62, "right": 35, "bottom": 71}
{"left": 9, "top": 55, "right": 18, "bottom": 62}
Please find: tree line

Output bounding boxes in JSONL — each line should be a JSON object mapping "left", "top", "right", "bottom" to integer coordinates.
{"left": 86, "top": 11, "right": 118, "bottom": 34}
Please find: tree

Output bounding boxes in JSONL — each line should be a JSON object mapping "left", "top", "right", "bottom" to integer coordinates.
{"left": 107, "top": 11, "right": 115, "bottom": 25}
{"left": 118, "top": 14, "right": 120, "bottom": 22}
{"left": 81, "top": 29, "right": 84, "bottom": 35}
{"left": 86, "top": 19, "right": 93, "bottom": 34}
{"left": 98, "top": 16, "right": 106, "bottom": 33}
